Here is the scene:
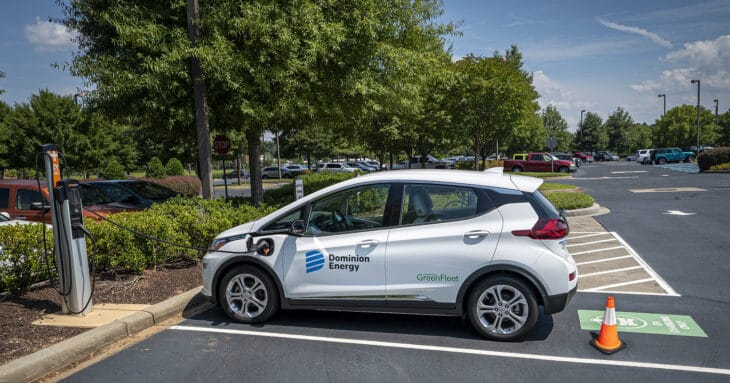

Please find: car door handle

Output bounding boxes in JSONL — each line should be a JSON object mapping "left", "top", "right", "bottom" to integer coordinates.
{"left": 464, "top": 230, "right": 489, "bottom": 239}
{"left": 357, "top": 240, "right": 380, "bottom": 249}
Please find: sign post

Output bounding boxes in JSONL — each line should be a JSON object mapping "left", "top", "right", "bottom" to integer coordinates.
{"left": 295, "top": 177, "right": 304, "bottom": 200}
{"left": 214, "top": 135, "right": 231, "bottom": 198}
{"left": 547, "top": 136, "right": 558, "bottom": 172}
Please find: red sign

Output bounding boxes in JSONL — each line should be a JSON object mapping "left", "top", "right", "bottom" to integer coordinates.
{"left": 213, "top": 135, "right": 231, "bottom": 155}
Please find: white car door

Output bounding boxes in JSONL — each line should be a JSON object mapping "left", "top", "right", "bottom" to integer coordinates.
{"left": 385, "top": 183, "right": 502, "bottom": 303}
{"left": 282, "top": 183, "right": 393, "bottom": 299}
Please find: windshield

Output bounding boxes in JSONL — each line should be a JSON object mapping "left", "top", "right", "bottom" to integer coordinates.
{"left": 81, "top": 184, "right": 114, "bottom": 205}
{"left": 122, "top": 181, "right": 178, "bottom": 200}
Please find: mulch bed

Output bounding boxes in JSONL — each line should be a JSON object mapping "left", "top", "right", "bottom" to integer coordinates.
{"left": 0, "top": 265, "right": 201, "bottom": 366}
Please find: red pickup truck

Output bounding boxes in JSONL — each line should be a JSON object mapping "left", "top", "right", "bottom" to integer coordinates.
{"left": 503, "top": 152, "right": 575, "bottom": 173}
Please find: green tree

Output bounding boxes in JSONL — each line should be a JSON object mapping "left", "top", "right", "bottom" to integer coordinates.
{"left": 146, "top": 157, "right": 166, "bottom": 178}
{"left": 604, "top": 107, "right": 634, "bottom": 154}
{"left": 653, "top": 105, "right": 719, "bottom": 148}
{"left": 625, "top": 123, "right": 653, "bottom": 153}
{"left": 103, "top": 159, "right": 127, "bottom": 180}
{"left": 541, "top": 105, "right": 573, "bottom": 152}
{"left": 715, "top": 109, "right": 730, "bottom": 147}
{"left": 575, "top": 112, "right": 606, "bottom": 152}
{"left": 165, "top": 158, "right": 185, "bottom": 176}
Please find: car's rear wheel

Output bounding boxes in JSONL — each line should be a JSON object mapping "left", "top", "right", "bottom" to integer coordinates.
{"left": 219, "top": 266, "right": 279, "bottom": 324}
{"left": 512, "top": 166, "right": 522, "bottom": 173}
{"left": 658, "top": 158, "right": 667, "bottom": 164}
{"left": 262, "top": 174, "right": 270, "bottom": 179}
{"left": 467, "top": 276, "right": 538, "bottom": 341}
{"left": 558, "top": 166, "right": 569, "bottom": 173}
{"left": 687, "top": 155, "right": 695, "bottom": 162}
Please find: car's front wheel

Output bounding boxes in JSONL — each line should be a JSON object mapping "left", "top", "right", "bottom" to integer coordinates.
{"left": 558, "top": 166, "right": 569, "bottom": 173}
{"left": 467, "top": 276, "right": 538, "bottom": 341}
{"left": 512, "top": 166, "right": 522, "bottom": 173}
{"left": 219, "top": 266, "right": 279, "bottom": 324}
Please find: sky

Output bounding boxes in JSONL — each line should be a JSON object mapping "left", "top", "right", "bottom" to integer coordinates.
{"left": 0, "top": 0, "right": 728, "bottom": 132}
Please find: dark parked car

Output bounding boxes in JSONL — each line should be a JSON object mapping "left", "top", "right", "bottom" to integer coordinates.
{"left": 85, "top": 180, "right": 180, "bottom": 209}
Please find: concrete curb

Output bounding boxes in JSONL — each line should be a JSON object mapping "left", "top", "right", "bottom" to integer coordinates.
{"left": 0, "top": 286, "right": 207, "bottom": 383}
{"left": 564, "top": 203, "right": 610, "bottom": 217}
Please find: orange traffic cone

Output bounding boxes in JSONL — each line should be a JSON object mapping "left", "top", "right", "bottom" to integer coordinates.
{"left": 590, "top": 296, "right": 626, "bottom": 354}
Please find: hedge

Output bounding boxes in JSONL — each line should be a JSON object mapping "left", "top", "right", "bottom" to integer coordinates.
{"left": 263, "top": 172, "right": 358, "bottom": 206}
{"left": 544, "top": 192, "right": 594, "bottom": 210}
{"left": 144, "top": 176, "right": 201, "bottom": 196}
{"left": 698, "top": 147, "right": 730, "bottom": 171}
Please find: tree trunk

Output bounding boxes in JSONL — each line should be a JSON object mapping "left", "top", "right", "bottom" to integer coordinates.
{"left": 186, "top": 0, "right": 213, "bottom": 198}
{"left": 247, "top": 129, "right": 263, "bottom": 206}
{"left": 473, "top": 133, "right": 481, "bottom": 171}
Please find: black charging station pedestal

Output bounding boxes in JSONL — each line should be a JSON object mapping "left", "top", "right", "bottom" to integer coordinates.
{"left": 42, "top": 144, "right": 92, "bottom": 315}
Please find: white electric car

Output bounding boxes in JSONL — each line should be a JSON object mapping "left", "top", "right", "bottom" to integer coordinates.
{"left": 201, "top": 169, "right": 577, "bottom": 341}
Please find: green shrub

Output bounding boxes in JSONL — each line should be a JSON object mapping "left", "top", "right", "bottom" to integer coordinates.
{"left": 103, "top": 159, "right": 127, "bottom": 180}
{"left": 83, "top": 197, "right": 277, "bottom": 272}
{"left": 145, "top": 157, "right": 167, "bottom": 178}
{"left": 263, "top": 172, "right": 357, "bottom": 206}
{"left": 544, "top": 192, "right": 594, "bottom": 210}
{"left": 709, "top": 163, "right": 730, "bottom": 171}
{"left": 165, "top": 158, "right": 185, "bottom": 176}
{"left": 698, "top": 147, "right": 730, "bottom": 171}
{"left": 144, "top": 176, "right": 201, "bottom": 196}
{"left": 0, "top": 224, "right": 54, "bottom": 294}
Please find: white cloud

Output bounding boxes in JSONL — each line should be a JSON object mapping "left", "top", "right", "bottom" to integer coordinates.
{"left": 24, "top": 17, "right": 77, "bottom": 52}
{"left": 632, "top": 35, "right": 730, "bottom": 92}
{"left": 597, "top": 18, "right": 672, "bottom": 48}
{"left": 533, "top": 70, "right": 595, "bottom": 131}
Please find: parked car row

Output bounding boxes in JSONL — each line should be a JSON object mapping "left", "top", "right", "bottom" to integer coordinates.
{"left": 0, "top": 179, "right": 181, "bottom": 223}
{"left": 634, "top": 148, "right": 696, "bottom": 165}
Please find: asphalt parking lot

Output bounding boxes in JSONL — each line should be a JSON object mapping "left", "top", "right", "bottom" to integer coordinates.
{"left": 56, "top": 161, "right": 730, "bottom": 382}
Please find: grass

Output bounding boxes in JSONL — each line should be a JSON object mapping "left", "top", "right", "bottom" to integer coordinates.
{"left": 539, "top": 182, "right": 577, "bottom": 191}
{"left": 544, "top": 192, "right": 594, "bottom": 210}
{"left": 709, "top": 163, "right": 730, "bottom": 171}
{"left": 517, "top": 172, "right": 571, "bottom": 178}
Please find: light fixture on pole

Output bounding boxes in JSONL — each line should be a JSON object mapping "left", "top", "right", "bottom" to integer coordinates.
{"left": 714, "top": 99, "right": 719, "bottom": 117}
{"left": 657, "top": 94, "right": 666, "bottom": 116}
{"left": 74, "top": 90, "right": 84, "bottom": 106}
{"left": 690, "top": 80, "right": 700, "bottom": 153}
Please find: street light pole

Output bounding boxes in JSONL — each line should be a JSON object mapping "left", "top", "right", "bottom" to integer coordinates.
{"left": 657, "top": 94, "right": 666, "bottom": 116}
{"left": 579, "top": 109, "right": 586, "bottom": 151}
{"left": 691, "top": 80, "right": 700, "bottom": 153}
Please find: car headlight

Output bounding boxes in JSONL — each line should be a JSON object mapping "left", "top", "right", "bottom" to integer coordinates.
{"left": 211, "top": 234, "right": 248, "bottom": 251}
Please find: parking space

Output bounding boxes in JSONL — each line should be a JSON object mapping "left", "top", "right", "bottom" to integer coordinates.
{"left": 566, "top": 218, "right": 678, "bottom": 296}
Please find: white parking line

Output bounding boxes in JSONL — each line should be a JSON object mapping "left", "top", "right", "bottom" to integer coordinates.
{"left": 611, "top": 171, "right": 647, "bottom": 174}
{"left": 568, "top": 233, "right": 612, "bottom": 240}
{"left": 570, "top": 246, "right": 625, "bottom": 255}
{"left": 581, "top": 278, "right": 656, "bottom": 292}
{"left": 567, "top": 238, "right": 617, "bottom": 247}
{"left": 575, "top": 255, "right": 633, "bottom": 266}
{"left": 169, "top": 325, "right": 730, "bottom": 376}
{"left": 578, "top": 265, "right": 643, "bottom": 278}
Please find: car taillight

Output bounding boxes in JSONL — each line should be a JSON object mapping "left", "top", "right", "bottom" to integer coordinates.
{"left": 512, "top": 218, "right": 569, "bottom": 240}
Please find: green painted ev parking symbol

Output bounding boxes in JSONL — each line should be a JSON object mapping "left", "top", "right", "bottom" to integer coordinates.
{"left": 578, "top": 310, "right": 708, "bottom": 337}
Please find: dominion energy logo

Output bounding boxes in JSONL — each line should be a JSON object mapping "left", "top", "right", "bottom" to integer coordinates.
{"left": 305, "top": 250, "right": 370, "bottom": 273}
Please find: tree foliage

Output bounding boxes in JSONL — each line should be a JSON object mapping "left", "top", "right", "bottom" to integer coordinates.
{"left": 604, "top": 107, "right": 634, "bottom": 154}
{"left": 653, "top": 105, "right": 719, "bottom": 148}
{"left": 575, "top": 112, "right": 606, "bottom": 151}
{"left": 541, "top": 105, "right": 573, "bottom": 152}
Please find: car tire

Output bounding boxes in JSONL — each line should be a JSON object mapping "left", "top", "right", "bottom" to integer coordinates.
{"left": 658, "top": 158, "right": 667, "bottom": 164}
{"left": 262, "top": 174, "right": 269, "bottom": 179}
{"left": 558, "top": 166, "right": 569, "bottom": 173}
{"left": 512, "top": 166, "right": 522, "bottom": 173}
{"left": 687, "top": 156, "right": 695, "bottom": 162}
{"left": 219, "top": 266, "right": 279, "bottom": 324}
{"left": 467, "top": 276, "right": 538, "bottom": 341}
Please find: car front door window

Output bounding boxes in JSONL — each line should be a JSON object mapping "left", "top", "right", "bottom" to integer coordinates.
{"left": 306, "top": 184, "right": 390, "bottom": 235}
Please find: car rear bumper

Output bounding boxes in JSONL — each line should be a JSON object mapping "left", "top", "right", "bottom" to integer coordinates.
{"left": 542, "top": 284, "right": 578, "bottom": 314}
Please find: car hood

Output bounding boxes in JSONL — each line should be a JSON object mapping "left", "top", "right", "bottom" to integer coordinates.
{"left": 216, "top": 221, "right": 258, "bottom": 239}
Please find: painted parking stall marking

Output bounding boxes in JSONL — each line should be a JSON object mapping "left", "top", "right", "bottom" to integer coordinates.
{"left": 169, "top": 325, "right": 729, "bottom": 376}
{"left": 630, "top": 187, "right": 706, "bottom": 193}
{"left": 654, "top": 163, "right": 700, "bottom": 174}
{"left": 578, "top": 310, "right": 707, "bottom": 337}
{"left": 567, "top": 231, "right": 678, "bottom": 296}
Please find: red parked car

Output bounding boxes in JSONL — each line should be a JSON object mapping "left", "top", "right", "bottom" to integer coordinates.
{"left": 503, "top": 152, "right": 576, "bottom": 173}
{"left": 573, "top": 152, "right": 594, "bottom": 163}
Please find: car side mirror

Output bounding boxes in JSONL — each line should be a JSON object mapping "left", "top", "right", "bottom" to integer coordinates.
{"left": 30, "top": 202, "right": 50, "bottom": 210}
{"left": 291, "top": 219, "right": 305, "bottom": 235}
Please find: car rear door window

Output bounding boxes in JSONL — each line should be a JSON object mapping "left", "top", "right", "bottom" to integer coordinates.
{"left": 0, "top": 188, "right": 9, "bottom": 208}
{"left": 400, "top": 184, "right": 491, "bottom": 225}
